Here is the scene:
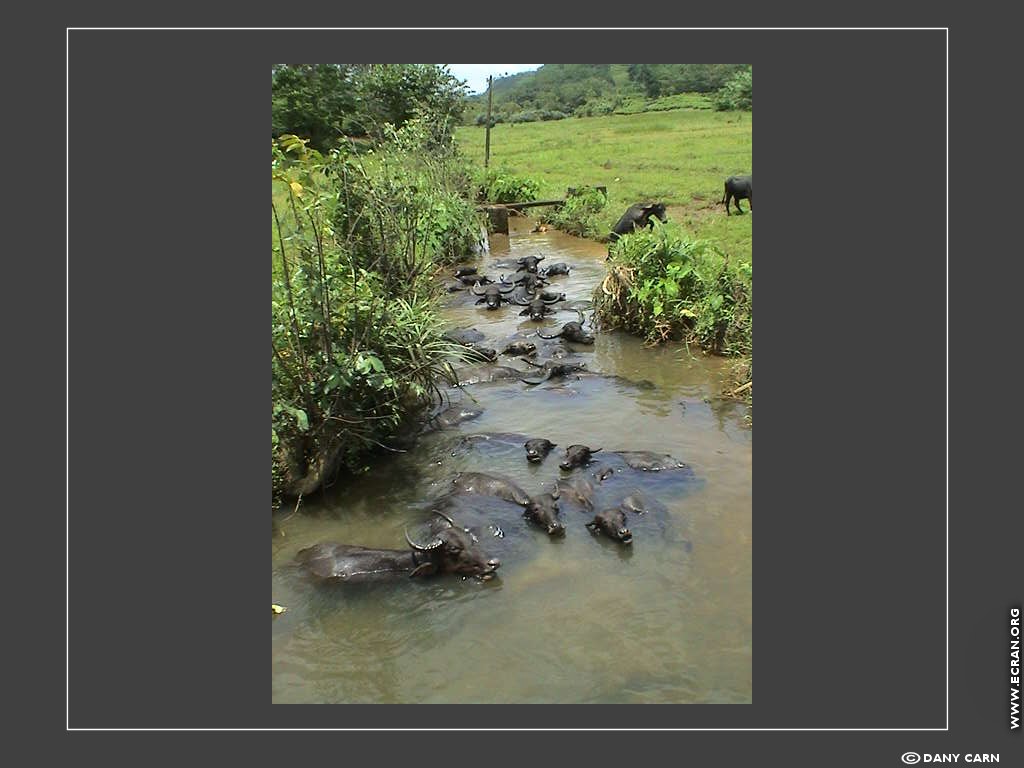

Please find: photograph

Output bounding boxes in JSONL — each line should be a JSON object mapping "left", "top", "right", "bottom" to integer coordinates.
{"left": 270, "top": 63, "right": 753, "bottom": 704}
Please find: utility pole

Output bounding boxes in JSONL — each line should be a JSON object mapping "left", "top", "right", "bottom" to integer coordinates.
{"left": 484, "top": 75, "right": 493, "bottom": 169}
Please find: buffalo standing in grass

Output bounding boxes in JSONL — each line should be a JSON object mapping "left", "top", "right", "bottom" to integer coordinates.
{"left": 721, "top": 175, "right": 752, "bottom": 215}
{"left": 608, "top": 203, "right": 668, "bottom": 241}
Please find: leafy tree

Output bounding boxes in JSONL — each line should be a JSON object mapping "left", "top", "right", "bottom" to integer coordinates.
{"left": 271, "top": 64, "right": 357, "bottom": 150}
{"left": 712, "top": 67, "right": 752, "bottom": 111}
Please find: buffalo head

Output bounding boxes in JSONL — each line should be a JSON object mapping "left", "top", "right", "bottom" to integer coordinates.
{"left": 559, "top": 444, "right": 602, "bottom": 471}
{"left": 405, "top": 511, "right": 501, "bottom": 579}
{"left": 586, "top": 508, "right": 632, "bottom": 544}
{"left": 524, "top": 438, "right": 557, "bottom": 463}
{"left": 524, "top": 489, "right": 565, "bottom": 536}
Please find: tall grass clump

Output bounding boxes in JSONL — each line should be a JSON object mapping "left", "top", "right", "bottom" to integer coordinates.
{"left": 271, "top": 123, "right": 483, "bottom": 502}
{"left": 541, "top": 186, "right": 608, "bottom": 239}
{"left": 595, "top": 221, "right": 751, "bottom": 356}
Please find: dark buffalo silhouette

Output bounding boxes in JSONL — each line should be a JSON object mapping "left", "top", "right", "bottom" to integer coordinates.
{"left": 609, "top": 203, "right": 667, "bottom": 241}
{"left": 721, "top": 175, "right": 752, "bottom": 215}
{"left": 471, "top": 280, "right": 516, "bottom": 309}
{"left": 560, "top": 444, "right": 603, "bottom": 471}
{"left": 524, "top": 438, "right": 557, "bottom": 463}
{"left": 536, "top": 310, "right": 595, "bottom": 345}
{"left": 297, "top": 512, "right": 500, "bottom": 581}
{"left": 586, "top": 507, "right": 633, "bottom": 544}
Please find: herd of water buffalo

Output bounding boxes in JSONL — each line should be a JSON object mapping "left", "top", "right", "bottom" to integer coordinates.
{"left": 295, "top": 204, "right": 704, "bottom": 586}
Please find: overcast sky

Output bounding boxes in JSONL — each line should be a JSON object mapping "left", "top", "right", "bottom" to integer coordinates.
{"left": 446, "top": 64, "right": 542, "bottom": 95}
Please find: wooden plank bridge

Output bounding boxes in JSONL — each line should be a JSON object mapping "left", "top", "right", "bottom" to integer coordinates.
{"left": 477, "top": 186, "right": 606, "bottom": 235}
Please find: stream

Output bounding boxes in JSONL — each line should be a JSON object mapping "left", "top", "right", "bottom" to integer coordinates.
{"left": 271, "top": 216, "right": 752, "bottom": 704}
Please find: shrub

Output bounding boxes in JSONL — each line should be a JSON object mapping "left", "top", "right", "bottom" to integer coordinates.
{"left": 271, "top": 127, "right": 481, "bottom": 502}
{"left": 595, "top": 221, "right": 751, "bottom": 355}
{"left": 475, "top": 167, "right": 542, "bottom": 203}
{"left": 541, "top": 186, "right": 608, "bottom": 239}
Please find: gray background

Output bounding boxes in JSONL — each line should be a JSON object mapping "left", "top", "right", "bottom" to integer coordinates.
{"left": 58, "top": 21, "right": 1018, "bottom": 759}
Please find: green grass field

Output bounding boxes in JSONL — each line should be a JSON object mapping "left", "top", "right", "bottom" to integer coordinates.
{"left": 455, "top": 108, "right": 752, "bottom": 261}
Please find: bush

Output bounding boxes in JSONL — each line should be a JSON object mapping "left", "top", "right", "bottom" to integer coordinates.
{"left": 594, "top": 221, "right": 751, "bottom": 355}
{"left": 541, "top": 186, "right": 608, "bottom": 239}
{"left": 271, "top": 126, "right": 481, "bottom": 502}
{"left": 475, "top": 167, "right": 542, "bottom": 203}
{"left": 712, "top": 67, "right": 752, "bottom": 111}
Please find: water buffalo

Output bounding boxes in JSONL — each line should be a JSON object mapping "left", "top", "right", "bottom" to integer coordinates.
{"left": 447, "top": 471, "right": 534, "bottom": 507}
{"left": 453, "top": 266, "right": 478, "bottom": 278}
{"left": 471, "top": 280, "right": 516, "bottom": 309}
{"left": 515, "top": 294, "right": 561, "bottom": 322}
{"left": 554, "top": 474, "right": 597, "bottom": 511}
{"left": 466, "top": 345, "right": 498, "bottom": 363}
{"left": 456, "top": 273, "right": 494, "bottom": 286}
{"left": 516, "top": 255, "right": 545, "bottom": 273}
{"left": 501, "top": 340, "right": 537, "bottom": 358}
{"left": 614, "top": 451, "right": 689, "bottom": 471}
{"left": 536, "top": 311, "right": 595, "bottom": 345}
{"left": 524, "top": 438, "right": 557, "bottom": 463}
{"left": 586, "top": 508, "right": 633, "bottom": 544}
{"left": 540, "top": 262, "right": 570, "bottom": 277}
{"left": 297, "top": 513, "right": 500, "bottom": 581}
{"left": 443, "top": 327, "right": 485, "bottom": 346}
{"left": 507, "top": 269, "right": 549, "bottom": 287}
{"left": 559, "top": 444, "right": 603, "bottom": 471}
{"left": 538, "top": 290, "right": 566, "bottom": 303}
{"left": 424, "top": 404, "right": 484, "bottom": 431}
{"left": 608, "top": 203, "right": 667, "bottom": 241}
{"left": 452, "top": 365, "right": 525, "bottom": 386}
{"left": 521, "top": 359, "right": 588, "bottom": 386}
{"left": 721, "top": 175, "right": 752, "bottom": 215}
{"left": 618, "top": 491, "right": 667, "bottom": 517}
{"left": 524, "top": 489, "right": 565, "bottom": 536}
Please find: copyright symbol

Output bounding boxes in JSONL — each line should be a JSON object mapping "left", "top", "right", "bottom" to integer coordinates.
{"left": 902, "top": 753, "right": 921, "bottom": 765}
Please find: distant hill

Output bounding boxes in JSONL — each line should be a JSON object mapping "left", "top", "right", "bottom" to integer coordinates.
{"left": 464, "top": 64, "right": 749, "bottom": 124}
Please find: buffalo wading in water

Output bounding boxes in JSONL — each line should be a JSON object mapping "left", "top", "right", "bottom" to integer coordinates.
{"left": 586, "top": 507, "right": 633, "bottom": 544}
{"left": 560, "top": 444, "right": 603, "bottom": 471}
{"left": 524, "top": 438, "right": 557, "bottom": 463}
{"left": 516, "top": 254, "right": 546, "bottom": 273}
{"left": 536, "top": 310, "right": 595, "bottom": 345}
{"left": 520, "top": 359, "right": 588, "bottom": 386}
{"left": 540, "top": 262, "right": 570, "bottom": 277}
{"left": 471, "top": 279, "right": 516, "bottom": 309}
{"left": 446, "top": 471, "right": 534, "bottom": 507}
{"left": 296, "top": 511, "right": 500, "bottom": 581}
{"left": 514, "top": 293, "right": 562, "bottom": 322}
{"left": 608, "top": 202, "right": 668, "bottom": 242}
{"left": 501, "top": 340, "right": 538, "bottom": 358}
{"left": 721, "top": 174, "right": 752, "bottom": 215}
{"left": 524, "top": 487, "right": 566, "bottom": 536}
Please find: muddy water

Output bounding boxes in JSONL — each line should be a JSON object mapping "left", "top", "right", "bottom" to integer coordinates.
{"left": 271, "top": 217, "right": 752, "bottom": 704}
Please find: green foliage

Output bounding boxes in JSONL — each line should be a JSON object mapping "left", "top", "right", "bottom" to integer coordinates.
{"left": 713, "top": 67, "right": 752, "bottom": 111}
{"left": 272, "top": 64, "right": 468, "bottom": 151}
{"left": 271, "top": 64, "right": 359, "bottom": 150}
{"left": 354, "top": 64, "right": 467, "bottom": 140}
{"left": 271, "top": 122, "right": 481, "bottom": 500}
{"left": 595, "top": 222, "right": 751, "bottom": 356}
{"left": 474, "top": 167, "right": 542, "bottom": 203}
{"left": 541, "top": 187, "right": 608, "bottom": 239}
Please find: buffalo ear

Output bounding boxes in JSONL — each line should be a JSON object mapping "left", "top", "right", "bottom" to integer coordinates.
{"left": 409, "top": 562, "right": 438, "bottom": 578}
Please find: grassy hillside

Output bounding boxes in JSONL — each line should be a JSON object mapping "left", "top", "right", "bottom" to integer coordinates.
{"left": 455, "top": 108, "right": 752, "bottom": 261}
